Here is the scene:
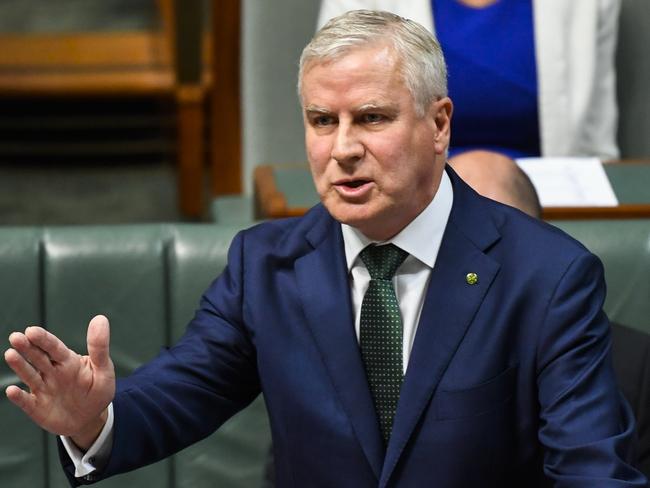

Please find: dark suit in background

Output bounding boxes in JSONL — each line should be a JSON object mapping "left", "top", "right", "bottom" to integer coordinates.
{"left": 612, "top": 323, "right": 650, "bottom": 475}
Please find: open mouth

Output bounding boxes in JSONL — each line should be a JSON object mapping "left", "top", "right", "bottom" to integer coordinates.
{"left": 339, "top": 179, "right": 370, "bottom": 189}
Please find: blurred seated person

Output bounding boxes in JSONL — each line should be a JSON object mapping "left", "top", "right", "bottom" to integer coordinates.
{"left": 449, "top": 151, "right": 541, "bottom": 217}
{"left": 318, "top": 0, "right": 622, "bottom": 162}
{"left": 610, "top": 323, "right": 650, "bottom": 476}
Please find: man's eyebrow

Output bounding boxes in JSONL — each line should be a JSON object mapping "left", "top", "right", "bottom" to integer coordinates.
{"left": 356, "top": 103, "right": 399, "bottom": 115}
{"left": 304, "top": 105, "right": 331, "bottom": 114}
{"left": 357, "top": 103, "right": 386, "bottom": 111}
{"left": 305, "top": 103, "right": 398, "bottom": 113}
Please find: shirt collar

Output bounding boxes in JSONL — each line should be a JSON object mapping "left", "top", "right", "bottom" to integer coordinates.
{"left": 341, "top": 169, "right": 454, "bottom": 271}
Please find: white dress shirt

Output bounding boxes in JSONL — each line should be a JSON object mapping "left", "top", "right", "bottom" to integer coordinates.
{"left": 342, "top": 170, "right": 453, "bottom": 372}
{"left": 62, "top": 171, "right": 454, "bottom": 476}
{"left": 60, "top": 403, "right": 114, "bottom": 478}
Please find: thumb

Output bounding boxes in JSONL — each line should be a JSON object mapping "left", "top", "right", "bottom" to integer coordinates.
{"left": 87, "top": 315, "right": 111, "bottom": 369}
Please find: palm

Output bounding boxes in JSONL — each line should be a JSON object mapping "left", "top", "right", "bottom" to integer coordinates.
{"left": 4, "top": 315, "right": 115, "bottom": 437}
{"left": 23, "top": 351, "right": 114, "bottom": 436}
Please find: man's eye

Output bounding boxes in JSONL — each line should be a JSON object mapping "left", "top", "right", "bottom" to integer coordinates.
{"left": 362, "top": 113, "right": 384, "bottom": 123}
{"left": 313, "top": 115, "right": 334, "bottom": 126}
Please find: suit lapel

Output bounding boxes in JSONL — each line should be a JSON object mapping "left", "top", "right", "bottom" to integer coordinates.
{"left": 295, "top": 210, "right": 384, "bottom": 479}
{"left": 380, "top": 169, "right": 502, "bottom": 486}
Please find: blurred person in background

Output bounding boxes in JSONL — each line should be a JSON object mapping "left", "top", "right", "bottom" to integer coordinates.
{"left": 318, "top": 0, "right": 622, "bottom": 175}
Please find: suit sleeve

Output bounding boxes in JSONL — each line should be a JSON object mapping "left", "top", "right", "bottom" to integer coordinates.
{"left": 535, "top": 252, "right": 646, "bottom": 486}
{"left": 61, "top": 231, "right": 261, "bottom": 484}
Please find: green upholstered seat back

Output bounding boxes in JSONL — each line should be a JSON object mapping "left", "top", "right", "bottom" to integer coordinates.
{"left": 551, "top": 219, "right": 650, "bottom": 334}
{"left": 0, "top": 229, "right": 44, "bottom": 488}
{"left": 2, "top": 220, "right": 649, "bottom": 486}
{"left": 0, "top": 224, "right": 271, "bottom": 488}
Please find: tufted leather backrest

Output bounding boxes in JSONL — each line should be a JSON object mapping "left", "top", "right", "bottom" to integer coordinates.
{"left": 2, "top": 220, "right": 649, "bottom": 485}
{"left": 0, "top": 224, "right": 270, "bottom": 488}
{"left": 552, "top": 219, "right": 650, "bottom": 334}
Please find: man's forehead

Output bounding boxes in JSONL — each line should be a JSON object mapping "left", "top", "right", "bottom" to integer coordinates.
{"left": 303, "top": 42, "right": 397, "bottom": 74}
{"left": 300, "top": 45, "right": 406, "bottom": 108}
{"left": 304, "top": 100, "right": 398, "bottom": 114}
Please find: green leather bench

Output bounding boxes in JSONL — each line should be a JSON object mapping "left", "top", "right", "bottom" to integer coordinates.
{"left": 0, "top": 224, "right": 271, "bottom": 488}
{"left": 1, "top": 219, "right": 649, "bottom": 486}
{"left": 552, "top": 219, "right": 650, "bottom": 334}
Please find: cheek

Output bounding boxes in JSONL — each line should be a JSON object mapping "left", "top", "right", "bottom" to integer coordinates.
{"left": 370, "top": 127, "right": 416, "bottom": 162}
{"left": 306, "top": 142, "right": 328, "bottom": 192}
{"left": 373, "top": 143, "right": 433, "bottom": 194}
{"left": 371, "top": 141, "right": 408, "bottom": 181}
{"left": 305, "top": 133, "right": 330, "bottom": 168}
{"left": 307, "top": 142, "right": 335, "bottom": 192}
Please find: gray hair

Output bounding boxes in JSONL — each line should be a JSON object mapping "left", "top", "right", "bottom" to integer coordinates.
{"left": 298, "top": 9, "right": 448, "bottom": 116}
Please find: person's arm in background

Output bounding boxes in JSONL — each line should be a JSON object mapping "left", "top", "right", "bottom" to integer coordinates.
{"left": 534, "top": 0, "right": 622, "bottom": 159}
{"left": 587, "top": 0, "right": 622, "bottom": 159}
{"left": 568, "top": 0, "right": 622, "bottom": 158}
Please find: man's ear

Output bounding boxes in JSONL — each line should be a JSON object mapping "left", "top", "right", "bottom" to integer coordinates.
{"left": 430, "top": 97, "right": 453, "bottom": 155}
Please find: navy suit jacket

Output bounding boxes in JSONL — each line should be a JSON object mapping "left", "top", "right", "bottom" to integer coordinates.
{"left": 64, "top": 168, "right": 646, "bottom": 487}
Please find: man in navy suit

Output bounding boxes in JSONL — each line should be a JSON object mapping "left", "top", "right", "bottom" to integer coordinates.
{"left": 4, "top": 10, "right": 646, "bottom": 487}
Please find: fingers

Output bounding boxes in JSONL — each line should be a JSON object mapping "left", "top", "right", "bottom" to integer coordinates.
{"left": 4, "top": 348, "right": 44, "bottom": 391}
{"left": 8, "top": 331, "right": 54, "bottom": 375}
{"left": 24, "top": 326, "right": 71, "bottom": 364}
{"left": 87, "top": 315, "right": 111, "bottom": 369}
{"left": 5, "top": 384, "right": 37, "bottom": 414}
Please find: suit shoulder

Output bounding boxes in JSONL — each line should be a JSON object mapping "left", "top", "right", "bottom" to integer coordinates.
{"left": 239, "top": 204, "right": 333, "bottom": 257}
{"left": 485, "top": 199, "right": 595, "bottom": 265}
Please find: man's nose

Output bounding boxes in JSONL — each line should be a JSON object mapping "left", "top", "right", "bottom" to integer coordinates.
{"left": 331, "top": 122, "right": 364, "bottom": 165}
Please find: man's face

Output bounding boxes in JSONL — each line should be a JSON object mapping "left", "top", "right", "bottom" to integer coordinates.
{"left": 301, "top": 44, "right": 451, "bottom": 240}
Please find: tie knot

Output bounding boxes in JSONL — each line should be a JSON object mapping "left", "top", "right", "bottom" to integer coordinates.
{"left": 359, "top": 244, "right": 408, "bottom": 281}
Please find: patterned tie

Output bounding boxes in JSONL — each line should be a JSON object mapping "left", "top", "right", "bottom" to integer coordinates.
{"left": 359, "top": 243, "right": 409, "bottom": 444}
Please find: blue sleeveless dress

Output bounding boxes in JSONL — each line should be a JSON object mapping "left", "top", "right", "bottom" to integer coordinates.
{"left": 432, "top": 0, "right": 540, "bottom": 158}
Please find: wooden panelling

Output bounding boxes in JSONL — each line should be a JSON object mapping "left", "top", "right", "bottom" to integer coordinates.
{"left": 210, "top": 0, "right": 242, "bottom": 196}
{"left": 177, "top": 84, "right": 206, "bottom": 216}
{"left": 0, "top": 0, "right": 208, "bottom": 217}
{"left": 0, "top": 32, "right": 171, "bottom": 68}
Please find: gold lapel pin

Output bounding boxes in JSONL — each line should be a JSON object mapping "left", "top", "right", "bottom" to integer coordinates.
{"left": 466, "top": 272, "right": 478, "bottom": 285}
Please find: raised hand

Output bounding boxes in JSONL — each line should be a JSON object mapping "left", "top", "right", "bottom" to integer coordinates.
{"left": 4, "top": 315, "right": 116, "bottom": 449}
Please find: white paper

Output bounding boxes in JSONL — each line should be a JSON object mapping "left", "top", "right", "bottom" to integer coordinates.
{"left": 515, "top": 157, "right": 619, "bottom": 207}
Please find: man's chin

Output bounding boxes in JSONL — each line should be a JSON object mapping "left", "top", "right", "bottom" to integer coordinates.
{"left": 324, "top": 198, "right": 416, "bottom": 241}
{"left": 324, "top": 203, "right": 395, "bottom": 239}
{"left": 323, "top": 201, "right": 375, "bottom": 228}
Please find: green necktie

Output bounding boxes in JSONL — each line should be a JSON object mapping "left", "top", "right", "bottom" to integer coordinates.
{"left": 359, "top": 243, "right": 409, "bottom": 444}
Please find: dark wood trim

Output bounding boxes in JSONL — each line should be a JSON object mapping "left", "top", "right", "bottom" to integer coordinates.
{"left": 176, "top": 84, "right": 206, "bottom": 217}
{"left": 0, "top": 72, "right": 174, "bottom": 97}
{"left": 0, "top": 31, "right": 175, "bottom": 97}
{"left": 542, "top": 205, "right": 650, "bottom": 220}
{"left": 210, "top": 0, "right": 242, "bottom": 196}
{"left": 0, "top": 32, "right": 171, "bottom": 68}
{"left": 253, "top": 166, "right": 288, "bottom": 218}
